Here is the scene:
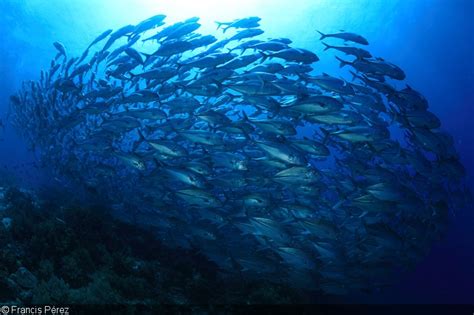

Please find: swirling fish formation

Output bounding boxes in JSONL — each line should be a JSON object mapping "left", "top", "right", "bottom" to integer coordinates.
{"left": 9, "top": 15, "right": 468, "bottom": 294}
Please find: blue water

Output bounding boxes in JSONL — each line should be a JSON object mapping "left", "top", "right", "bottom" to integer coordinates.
{"left": 0, "top": 0, "right": 472, "bottom": 303}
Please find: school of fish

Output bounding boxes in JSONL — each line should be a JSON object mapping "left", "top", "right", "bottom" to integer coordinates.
{"left": 9, "top": 14, "right": 469, "bottom": 294}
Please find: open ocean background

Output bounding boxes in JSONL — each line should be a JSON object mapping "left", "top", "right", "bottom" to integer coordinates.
{"left": 0, "top": 0, "right": 472, "bottom": 303}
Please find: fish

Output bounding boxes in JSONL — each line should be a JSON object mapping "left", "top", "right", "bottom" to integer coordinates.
{"left": 256, "top": 141, "right": 307, "bottom": 165}
{"left": 133, "top": 14, "right": 166, "bottom": 36}
{"left": 189, "top": 35, "right": 218, "bottom": 49}
{"left": 273, "top": 166, "right": 319, "bottom": 185}
{"left": 166, "top": 21, "right": 201, "bottom": 41}
{"left": 338, "top": 56, "right": 406, "bottom": 80}
{"left": 9, "top": 13, "right": 468, "bottom": 297}
{"left": 250, "top": 40, "right": 289, "bottom": 52}
{"left": 227, "top": 80, "right": 280, "bottom": 95}
{"left": 147, "top": 140, "right": 188, "bottom": 157}
{"left": 180, "top": 52, "right": 235, "bottom": 70}
{"left": 142, "top": 17, "right": 199, "bottom": 43}
{"left": 277, "top": 247, "right": 316, "bottom": 270}
{"left": 291, "top": 139, "right": 330, "bottom": 157}
{"left": 175, "top": 189, "right": 221, "bottom": 208}
{"left": 87, "top": 29, "right": 113, "bottom": 50}
{"left": 163, "top": 167, "right": 207, "bottom": 188}
{"left": 102, "top": 24, "right": 136, "bottom": 52}
{"left": 330, "top": 125, "right": 388, "bottom": 142}
{"left": 285, "top": 95, "right": 343, "bottom": 114}
{"left": 53, "top": 41, "right": 67, "bottom": 59}
{"left": 229, "top": 28, "right": 264, "bottom": 42}
{"left": 261, "top": 48, "right": 319, "bottom": 64}
{"left": 305, "top": 111, "right": 362, "bottom": 125}
{"left": 179, "top": 130, "right": 225, "bottom": 146}
{"left": 211, "top": 152, "right": 248, "bottom": 171}
{"left": 125, "top": 47, "right": 143, "bottom": 64}
{"left": 317, "top": 30, "right": 369, "bottom": 45}
{"left": 216, "top": 17, "right": 261, "bottom": 33}
{"left": 322, "top": 42, "right": 372, "bottom": 59}
{"left": 113, "top": 153, "right": 146, "bottom": 171}
{"left": 150, "top": 39, "right": 194, "bottom": 57}
{"left": 308, "top": 73, "right": 354, "bottom": 94}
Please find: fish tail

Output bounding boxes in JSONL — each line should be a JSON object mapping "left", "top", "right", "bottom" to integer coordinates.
{"left": 153, "top": 157, "right": 165, "bottom": 169}
{"left": 217, "top": 222, "right": 229, "bottom": 229}
{"left": 215, "top": 21, "right": 226, "bottom": 31}
{"left": 259, "top": 51, "right": 270, "bottom": 62}
{"left": 320, "top": 127, "right": 331, "bottom": 145}
{"left": 125, "top": 33, "right": 135, "bottom": 42}
{"left": 335, "top": 56, "right": 349, "bottom": 68}
{"left": 141, "top": 52, "right": 153, "bottom": 65}
{"left": 241, "top": 110, "right": 250, "bottom": 122}
{"left": 322, "top": 42, "right": 332, "bottom": 51}
{"left": 317, "top": 30, "right": 326, "bottom": 40}
{"left": 349, "top": 70, "right": 359, "bottom": 81}
{"left": 137, "top": 128, "right": 147, "bottom": 142}
{"left": 210, "top": 78, "right": 222, "bottom": 90}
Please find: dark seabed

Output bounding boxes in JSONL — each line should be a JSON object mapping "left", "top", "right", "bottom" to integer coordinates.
{"left": 0, "top": 0, "right": 473, "bottom": 307}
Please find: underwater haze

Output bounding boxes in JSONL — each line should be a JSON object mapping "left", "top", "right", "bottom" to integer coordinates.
{"left": 0, "top": 0, "right": 473, "bottom": 305}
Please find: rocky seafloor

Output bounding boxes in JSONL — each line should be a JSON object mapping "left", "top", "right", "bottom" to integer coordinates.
{"left": 0, "top": 183, "right": 326, "bottom": 305}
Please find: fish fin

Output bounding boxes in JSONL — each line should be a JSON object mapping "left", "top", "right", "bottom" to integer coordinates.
{"left": 322, "top": 42, "right": 332, "bottom": 51}
{"left": 257, "top": 76, "right": 265, "bottom": 89}
{"left": 153, "top": 157, "right": 165, "bottom": 169}
{"left": 137, "top": 128, "right": 147, "bottom": 142}
{"left": 232, "top": 209, "right": 248, "bottom": 218}
{"left": 141, "top": 52, "right": 154, "bottom": 65}
{"left": 241, "top": 110, "right": 251, "bottom": 122}
{"left": 332, "top": 200, "right": 344, "bottom": 210}
{"left": 128, "top": 72, "right": 136, "bottom": 81}
{"left": 125, "top": 33, "right": 136, "bottom": 42}
{"left": 281, "top": 218, "right": 296, "bottom": 225}
{"left": 335, "top": 56, "right": 349, "bottom": 68}
{"left": 175, "top": 61, "right": 184, "bottom": 71}
{"left": 212, "top": 79, "right": 223, "bottom": 90}
{"left": 317, "top": 30, "right": 327, "bottom": 40}
{"left": 217, "top": 222, "right": 228, "bottom": 229}
{"left": 259, "top": 51, "right": 270, "bottom": 62}
{"left": 348, "top": 70, "right": 359, "bottom": 81}
{"left": 387, "top": 108, "right": 401, "bottom": 126}
{"left": 320, "top": 127, "right": 331, "bottom": 145}
{"left": 215, "top": 21, "right": 225, "bottom": 30}
{"left": 338, "top": 94, "right": 347, "bottom": 104}
{"left": 256, "top": 246, "right": 270, "bottom": 252}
